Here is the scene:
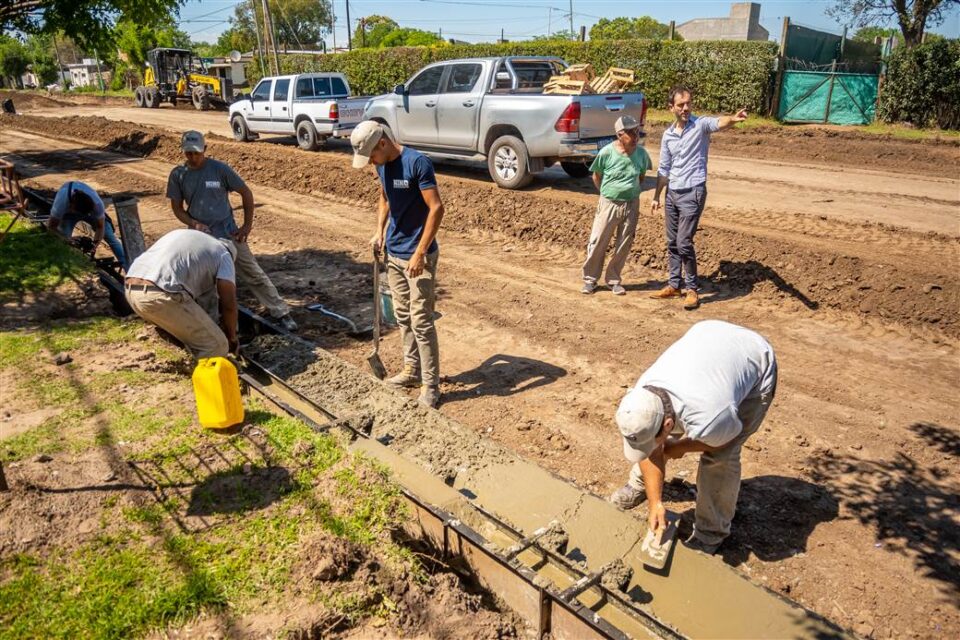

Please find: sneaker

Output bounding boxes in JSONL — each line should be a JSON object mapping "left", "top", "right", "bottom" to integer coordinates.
{"left": 609, "top": 484, "right": 646, "bottom": 510}
{"left": 581, "top": 282, "right": 597, "bottom": 295}
{"left": 683, "top": 290, "right": 700, "bottom": 310}
{"left": 418, "top": 385, "right": 440, "bottom": 409}
{"left": 649, "top": 285, "right": 682, "bottom": 299}
{"left": 681, "top": 534, "right": 720, "bottom": 555}
{"left": 386, "top": 365, "right": 421, "bottom": 388}
{"left": 277, "top": 314, "right": 299, "bottom": 332}
{"left": 610, "top": 284, "right": 626, "bottom": 296}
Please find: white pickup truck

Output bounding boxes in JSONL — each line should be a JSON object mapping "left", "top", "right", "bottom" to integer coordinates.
{"left": 229, "top": 72, "right": 368, "bottom": 150}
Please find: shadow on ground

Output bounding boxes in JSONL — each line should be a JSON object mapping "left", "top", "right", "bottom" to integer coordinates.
{"left": 442, "top": 353, "right": 567, "bottom": 404}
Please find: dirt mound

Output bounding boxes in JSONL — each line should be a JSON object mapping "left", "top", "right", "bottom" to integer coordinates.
{"left": 3, "top": 113, "right": 957, "bottom": 337}
{"left": 0, "top": 90, "right": 73, "bottom": 110}
{"left": 643, "top": 122, "right": 960, "bottom": 179}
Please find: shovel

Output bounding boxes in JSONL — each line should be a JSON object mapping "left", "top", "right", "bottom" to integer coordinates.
{"left": 367, "top": 248, "right": 388, "bottom": 379}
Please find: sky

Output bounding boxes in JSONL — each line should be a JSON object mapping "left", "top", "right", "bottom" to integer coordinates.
{"left": 178, "top": 0, "right": 960, "bottom": 46}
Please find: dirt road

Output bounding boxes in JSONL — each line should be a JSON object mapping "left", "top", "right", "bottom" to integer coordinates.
{"left": 2, "top": 117, "right": 958, "bottom": 639}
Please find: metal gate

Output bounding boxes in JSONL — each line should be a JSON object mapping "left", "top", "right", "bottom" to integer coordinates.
{"left": 778, "top": 70, "right": 879, "bottom": 125}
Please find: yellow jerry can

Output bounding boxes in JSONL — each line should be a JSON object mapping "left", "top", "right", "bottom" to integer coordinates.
{"left": 192, "top": 357, "right": 244, "bottom": 429}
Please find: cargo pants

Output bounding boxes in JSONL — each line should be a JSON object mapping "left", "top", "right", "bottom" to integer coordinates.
{"left": 221, "top": 239, "right": 289, "bottom": 319}
{"left": 582, "top": 195, "right": 640, "bottom": 286}
{"left": 386, "top": 250, "right": 440, "bottom": 388}
{"left": 125, "top": 285, "right": 228, "bottom": 359}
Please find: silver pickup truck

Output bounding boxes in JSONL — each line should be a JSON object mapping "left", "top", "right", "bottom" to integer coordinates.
{"left": 362, "top": 57, "right": 647, "bottom": 189}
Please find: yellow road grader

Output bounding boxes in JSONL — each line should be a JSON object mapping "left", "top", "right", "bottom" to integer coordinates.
{"left": 134, "top": 48, "right": 233, "bottom": 111}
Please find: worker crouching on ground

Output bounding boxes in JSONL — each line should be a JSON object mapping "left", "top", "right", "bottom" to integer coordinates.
{"left": 47, "top": 180, "right": 128, "bottom": 269}
{"left": 351, "top": 121, "right": 445, "bottom": 409}
{"left": 125, "top": 229, "right": 239, "bottom": 359}
{"left": 650, "top": 86, "right": 748, "bottom": 310}
{"left": 581, "top": 115, "right": 651, "bottom": 296}
{"left": 610, "top": 320, "right": 777, "bottom": 555}
{"left": 167, "top": 130, "right": 298, "bottom": 332}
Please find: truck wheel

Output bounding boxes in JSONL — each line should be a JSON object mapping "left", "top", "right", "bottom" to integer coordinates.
{"left": 134, "top": 87, "right": 145, "bottom": 108}
{"left": 146, "top": 87, "right": 161, "bottom": 108}
{"left": 296, "top": 120, "right": 320, "bottom": 151}
{"left": 231, "top": 115, "right": 253, "bottom": 142}
{"left": 488, "top": 135, "right": 533, "bottom": 189}
{"left": 561, "top": 161, "right": 591, "bottom": 179}
{"left": 192, "top": 87, "right": 211, "bottom": 111}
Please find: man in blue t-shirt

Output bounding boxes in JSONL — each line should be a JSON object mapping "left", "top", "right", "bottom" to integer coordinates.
{"left": 351, "top": 121, "right": 446, "bottom": 408}
{"left": 47, "top": 181, "right": 128, "bottom": 269}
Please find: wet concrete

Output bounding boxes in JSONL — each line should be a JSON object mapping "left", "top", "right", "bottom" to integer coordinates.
{"left": 249, "top": 335, "right": 847, "bottom": 639}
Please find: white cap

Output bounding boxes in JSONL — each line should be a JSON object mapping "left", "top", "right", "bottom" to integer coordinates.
{"left": 616, "top": 387, "right": 664, "bottom": 463}
{"left": 350, "top": 120, "right": 385, "bottom": 168}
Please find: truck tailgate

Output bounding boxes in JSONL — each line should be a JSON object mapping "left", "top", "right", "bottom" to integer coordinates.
{"left": 577, "top": 93, "right": 645, "bottom": 139}
{"left": 336, "top": 97, "right": 369, "bottom": 127}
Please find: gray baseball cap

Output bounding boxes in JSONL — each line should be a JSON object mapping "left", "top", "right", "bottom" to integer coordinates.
{"left": 615, "top": 115, "right": 641, "bottom": 133}
{"left": 181, "top": 130, "right": 205, "bottom": 152}
{"left": 616, "top": 387, "right": 665, "bottom": 463}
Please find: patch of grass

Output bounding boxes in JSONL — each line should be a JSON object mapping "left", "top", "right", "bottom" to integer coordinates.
{"left": 0, "top": 317, "right": 138, "bottom": 369}
{"left": 0, "top": 213, "right": 92, "bottom": 299}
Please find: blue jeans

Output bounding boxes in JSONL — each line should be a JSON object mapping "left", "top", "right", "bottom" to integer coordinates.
{"left": 58, "top": 213, "right": 127, "bottom": 269}
{"left": 665, "top": 184, "right": 707, "bottom": 291}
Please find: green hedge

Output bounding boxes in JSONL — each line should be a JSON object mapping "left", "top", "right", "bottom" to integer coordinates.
{"left": 877, "top": 39, "right": 960, "bottom": 130}
{"left": 248, "top": 40, "right": 778, "bottom": 113}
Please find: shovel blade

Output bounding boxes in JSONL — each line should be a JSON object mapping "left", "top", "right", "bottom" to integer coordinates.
{"left": 367, "top": 353, "right": 387, "bottom": 380}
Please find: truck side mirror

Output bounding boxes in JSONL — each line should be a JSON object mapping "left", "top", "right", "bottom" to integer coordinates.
{"left": 393, "top": 84, "right": 405, "bottom": 95}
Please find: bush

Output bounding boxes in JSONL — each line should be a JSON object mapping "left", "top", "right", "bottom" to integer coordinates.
{"left": 248, "top": 39, "right": 777, "bottom": 113}
{"left": 877, "top": 39, "right": 960, "bottom": 130}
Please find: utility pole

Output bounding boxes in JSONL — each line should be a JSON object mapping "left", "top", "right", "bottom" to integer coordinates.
{"left": 51, "top": 33, "right": 64, "bottom": 86}
{"left": 251, "top": 0, "right": 266, "bottom": 76}
{"left": 346, "top": 0, "right": 352, "bottom": 50}
{"left": 548, "top": 7, "right": 552, "bottom": 36}
{"left": 360, "top": 18, "right": 366, "bottom": 47}
{"left": 261, "top": 0, "right": 280, "bottom": 75}
{"left": 331, "top": 1, "right": 336, "bottom": 51}
{"left": 93, "top": 49, "right": 104, "bottom": 93}
{"left": 568, "top": 0, "right": 573, "bottom": 37}
{"left": 668, "top": 20, "right": 675, "bottom": 41}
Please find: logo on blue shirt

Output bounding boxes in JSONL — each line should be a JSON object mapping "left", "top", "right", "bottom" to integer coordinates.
{"left": 392, "top": 179, "right": 409, "bottom": 189}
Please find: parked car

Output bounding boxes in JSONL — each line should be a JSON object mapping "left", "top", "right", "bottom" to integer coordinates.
{"left": 362, "top": 57, "right": 647, "bottom": 189}
{"left": 229, "top": 72, "right": 369, "bottom": 150}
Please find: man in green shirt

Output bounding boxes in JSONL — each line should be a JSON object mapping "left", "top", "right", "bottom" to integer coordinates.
{"left": 581, "top": 115, "right": 651, "bottom": 295}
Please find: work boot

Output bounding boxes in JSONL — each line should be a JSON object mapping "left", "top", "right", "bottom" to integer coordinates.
{"left": 681, "top": 534, "right": 720, "bottom": 555}
{"left": 609, "top": 484, "right": 646, "bottom": 510}
{"left": 386, "top": 365, "right": 421, "bottom": 388}
{"left": 418, "top": 385, "right": 441, "bottom": 409}
{"left": 610, "top": 284, "right": 626, "bottom": 296}
{"left": 277, "top": 314, "right": 299, "bottom": 332}
{"left": 649, "top": 285, "right": 682, "bottom": 299}
{"left": 683, "top": 290, "right": 700, "bottom": 310}
{"left": 581, "top": 281, "right": 597, "bottom": 295}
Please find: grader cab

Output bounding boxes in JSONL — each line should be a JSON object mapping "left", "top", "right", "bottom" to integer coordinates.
{"left": 134, "top": 48, "right": 233, "bottom": 111}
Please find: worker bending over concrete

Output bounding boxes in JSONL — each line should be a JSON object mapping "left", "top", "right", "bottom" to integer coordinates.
{"left": 167, "top": 130, "right": 297, "bottom": 332}
{"left": 125, "top": 229, "right": 239, "bottom": 359}
{"left": 351, "top": 121, "right": 445, "bottom": 409}
{"left": 611, "top": 320, "right": 777, "bottom": 554}
{"left": 47, "top": 181, "right": 127, "bottom": 269}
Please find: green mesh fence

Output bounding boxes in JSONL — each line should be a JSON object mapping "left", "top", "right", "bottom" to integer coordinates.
{"left": 778, "top": 70, "right": 879, "bottom": 125}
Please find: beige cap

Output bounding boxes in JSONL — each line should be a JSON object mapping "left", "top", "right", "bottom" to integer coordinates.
{"left": 616, "top": 387, "right": 664, "bottom": 463}
{"left": 350, "top": 120, "right": 385, "bottom": 168}
{"left": 181, "top": 130, "right": 205, "bottom": 152}
{"left": 615, "top": 115, "right": 640, "bottom": 133}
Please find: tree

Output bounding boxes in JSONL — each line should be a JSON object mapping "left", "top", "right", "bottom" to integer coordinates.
{"left": 113, "top": 16, "right": 190, "bottom": 89}
{"left": 24, "top": 33, "right": 57, "bottom": 84}
{"left": 223, "top": 0, "right": 332, "bottom": 52}
{"left": 1, "top": 1, "right": 185, "bottom": 52}
{"left": 589, "top": 16, "right": 680, "bottom": 41}
{"left": 827, "top": 0, "right": 959, "bottom": 47}
{"left": 0, "top": 35, "right": 29, "bottom": 87}
{"left": 354, "top": 15, "right": 398, "bottom": 48}
{"left": 379, "top": 27, "right": 443, "bottom": 47}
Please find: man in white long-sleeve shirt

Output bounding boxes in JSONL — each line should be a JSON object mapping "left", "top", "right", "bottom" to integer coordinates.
{"left": 609, "top": 320, "right": 778, "bottom": 554}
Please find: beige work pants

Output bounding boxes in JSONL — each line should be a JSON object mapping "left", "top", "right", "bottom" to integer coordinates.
{"left": 125, "top": 287, "right": 228, "bottom": 359}
{"left": 386, "top": 250, "right": 440, "bottom": 387}
{"left": 628, "top": 368, "right": 778, "bottom": 547}
{"left": 223, "top": 239, "right": 289, "bottom": 319}
{"left": 582, "top": 195, "right": 640, "bottom": 286}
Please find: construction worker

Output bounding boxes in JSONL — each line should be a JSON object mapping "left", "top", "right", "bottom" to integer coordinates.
{"left": 650, "top": 86, "right": 748, "bottom": 310}
{"left": 610, "top": 320, "right": 777, "bottom": 554}
{"left": 350, "top": 121, "right": 445, "bottom": 409}
{"left": 125, "top": 229, "right": 239, "bottom": 359}
{"left": 167, "top": 130, "right": 298, "bottom": 332}
{"left": 581, "top": 114, "right": 651, "bottom": 295}
{"left": 47, "top": 181, "right": 127, "bottom": 269}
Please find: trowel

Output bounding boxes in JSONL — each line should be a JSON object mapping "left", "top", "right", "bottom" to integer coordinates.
{"left": 639, "top": 510, "right": 680, "bottom": 570}
{"left": 366, "top": 249, "right": 388, "bottom": 380}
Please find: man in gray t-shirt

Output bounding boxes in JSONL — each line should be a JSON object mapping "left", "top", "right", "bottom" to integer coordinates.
{"left": 125, "top": 229, "right": 239, "bottom": 359}
{"left": 167, "top": 131, "right": 297, "bottom": 332}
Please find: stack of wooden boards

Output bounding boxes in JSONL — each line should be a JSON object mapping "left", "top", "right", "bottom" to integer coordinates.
{"left": 543, "top": 64, "right": 637, "bottom": 95}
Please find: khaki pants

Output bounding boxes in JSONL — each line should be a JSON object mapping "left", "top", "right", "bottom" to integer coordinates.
{"left": 126, "top": 287, "right": 228, "bottom": 359}
{"left": 628, "top": 365, "right": 778, "bottom": 546}
{"left": 224, "top": 240, "right": 288, "bottom": 318}
{"left": 386, "top": 250, "right": 440, "bottom": 387}
{"left": 582, "top": 196, "right": 640, "bottom": 286}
